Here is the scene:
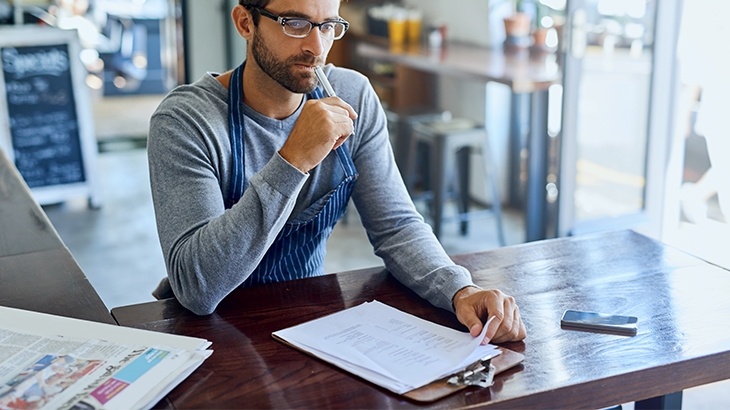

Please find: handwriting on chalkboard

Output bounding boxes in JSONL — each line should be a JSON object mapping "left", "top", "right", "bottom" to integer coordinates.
{"left": 2, "top": 46, "right": 70, "bottom": 79}
{"left": 2, "top": 44, "right": 85, "bottom": 188}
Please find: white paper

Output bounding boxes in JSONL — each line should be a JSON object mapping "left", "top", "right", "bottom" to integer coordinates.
{"left": 273, "top": 300, "right": 500, "bottom": 394}
{"left": 0, "top": 306, "right": 212, "bottom": 410}
{"left": 0, "top": 306, "right": 210, "bottom": 351}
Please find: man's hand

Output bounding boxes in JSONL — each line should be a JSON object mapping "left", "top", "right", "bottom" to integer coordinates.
{"left": 453, "top": 286, "right": 527, "bottom": 344}
{"left": 279, "top": 96, "right": 358, "bottom": 173}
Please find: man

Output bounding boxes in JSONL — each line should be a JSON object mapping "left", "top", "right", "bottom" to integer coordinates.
{"left": 148, "top": 0, "right": 526, "bottom": 344}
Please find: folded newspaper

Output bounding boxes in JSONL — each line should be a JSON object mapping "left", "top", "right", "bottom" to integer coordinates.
{"left": 0, "top": 306, "right": 212, "bottom": 410}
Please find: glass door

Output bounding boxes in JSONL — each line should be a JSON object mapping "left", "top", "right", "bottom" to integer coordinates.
{"left": 556, "top": 0, "right": 683, "bottom": 238}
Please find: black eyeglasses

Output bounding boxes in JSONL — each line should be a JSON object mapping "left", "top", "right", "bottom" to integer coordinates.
{"left": 246, "top": 5, "right": 349, "bottom": 40}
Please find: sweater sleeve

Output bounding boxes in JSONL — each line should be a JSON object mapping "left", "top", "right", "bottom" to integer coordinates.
{"left": 148, "top": 107, "right": 308, "bottom": 315}
{"left": 341, "top": 72, "right": 476, "bottom": 313}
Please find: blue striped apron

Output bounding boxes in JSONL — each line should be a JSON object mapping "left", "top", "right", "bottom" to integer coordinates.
{"left": 226, "top": 62, "right": 358, "bottom": 287}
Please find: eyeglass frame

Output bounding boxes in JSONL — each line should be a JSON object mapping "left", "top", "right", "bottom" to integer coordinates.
{"left": 244, "top": 5, "right": 349, "bottom": 40}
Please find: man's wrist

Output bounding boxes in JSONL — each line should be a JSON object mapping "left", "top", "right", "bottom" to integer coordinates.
{"left": 452, "top": 285, "right": 482, "bottom": 310}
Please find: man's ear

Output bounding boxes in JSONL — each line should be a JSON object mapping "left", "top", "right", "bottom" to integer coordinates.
{"left": 232, "top": 5, "right": 254, "bottom": 41}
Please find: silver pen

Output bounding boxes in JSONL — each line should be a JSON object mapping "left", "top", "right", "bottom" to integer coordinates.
{"left": 314, "top": 66, "right": 336, "bottom": 97}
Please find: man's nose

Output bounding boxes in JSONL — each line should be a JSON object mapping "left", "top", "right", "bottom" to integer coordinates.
{"left": 301, "top": 28, "right": 327, "bottom": 56}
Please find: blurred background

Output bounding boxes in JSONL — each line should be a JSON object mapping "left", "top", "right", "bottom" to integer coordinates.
{"left": 1, "top": 0, "right": 727, "bottom": 313}
{"left": 0, "top": 0, "right": 730, "bottom": 340}
{"left": 1, "top": 0, "right": 728, "bottom": 406}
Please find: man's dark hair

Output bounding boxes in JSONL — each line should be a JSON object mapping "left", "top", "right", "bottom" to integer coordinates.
{"left": 238, "top": 0, "right": 271, "bottom": 25}
{"left": 238, "top": 0, "right": 345, "bottom": 25}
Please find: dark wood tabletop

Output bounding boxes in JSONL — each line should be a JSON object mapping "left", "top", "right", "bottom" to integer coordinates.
{"left": 0, "top": 149, "right": 114, "bottom": 324}
{"left": 112, "top": 230, "right": 730, "bottom": 409}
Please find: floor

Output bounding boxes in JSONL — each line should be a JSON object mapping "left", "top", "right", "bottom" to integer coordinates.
{"left": 41, "top": 94, "right": 728, "bottom": 408}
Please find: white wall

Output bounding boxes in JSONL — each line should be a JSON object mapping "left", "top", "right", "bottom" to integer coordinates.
{"left": 184, "top": 0, "right": 245, "bottom": 82}
{"left": 226, "top": 0, "right": 247, "bottom": 69}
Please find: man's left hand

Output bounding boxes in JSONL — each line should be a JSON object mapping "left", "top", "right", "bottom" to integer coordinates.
{"left": 453, "top": 286, "right": 527, "bottom": 344}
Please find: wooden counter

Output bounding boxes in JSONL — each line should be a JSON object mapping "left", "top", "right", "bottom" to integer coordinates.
{"left": 112, "top": 230, "right": 730, "bottom": 409}
{"left": 0, "top": 149, "right": 114, "bottom": 324}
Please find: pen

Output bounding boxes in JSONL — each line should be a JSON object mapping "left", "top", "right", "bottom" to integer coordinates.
{"left": 314, "top": 66, "right": 336, "bottom": 98}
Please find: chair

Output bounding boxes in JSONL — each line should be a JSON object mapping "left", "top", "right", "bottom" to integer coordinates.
{"left": 407, "top": 119, "right": 505, "bottom": 246}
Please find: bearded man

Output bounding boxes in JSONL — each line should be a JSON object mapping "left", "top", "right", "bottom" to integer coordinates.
{"left": 148, "top": 0, "right": 526, "bottom": 344}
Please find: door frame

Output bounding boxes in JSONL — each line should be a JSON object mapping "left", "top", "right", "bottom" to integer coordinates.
{"left": 555, "top": 0, "right": 684, "bottom": 239}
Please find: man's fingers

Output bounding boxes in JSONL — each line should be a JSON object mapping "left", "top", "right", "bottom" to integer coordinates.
{"left": 316, "top": 101, "right": 355, "bottom": 141}
{"left": 459, "top": 309, "right": 483, "bottom": 337}
{"left": 454, "top": 287, "right": 527, "bottom": 344}
{"left": 332, "top": 135, "right": 349, "bottom": 150}
{"left": 491, "top": 304, "right": 522, "bottom": 344}
{"left": 320, "top": 96, "right": 358, "bottom": 120}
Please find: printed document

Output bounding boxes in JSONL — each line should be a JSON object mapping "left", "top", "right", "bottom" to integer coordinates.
{"left": 0, "top": 306, "right": 212, "bottom": 410}
{"left": 273, "top": 300, "right": 501, "bottom": 394}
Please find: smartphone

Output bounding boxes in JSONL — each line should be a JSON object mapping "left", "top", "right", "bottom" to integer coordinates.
{"left": 560, "top": 310, "right": 638, "bottom": 336}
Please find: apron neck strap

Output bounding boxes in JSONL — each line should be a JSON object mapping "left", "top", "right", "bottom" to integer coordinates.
{"left": 226, "top": 61, "right": 326, "bottom": 207}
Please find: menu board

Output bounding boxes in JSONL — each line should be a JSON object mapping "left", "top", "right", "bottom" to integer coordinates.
{"left": 0, "top": 27, "right": 100, "bottom": 206}
{"left": 2, "top": 43, "right": 85, "bottom": 188}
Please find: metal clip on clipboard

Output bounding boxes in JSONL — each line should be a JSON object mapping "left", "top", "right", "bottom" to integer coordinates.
{"left": 403, "top": 346, "right": 524, "bottom": 402}
{"left": 447, "top": 356, "right": 496, "bottom": 388}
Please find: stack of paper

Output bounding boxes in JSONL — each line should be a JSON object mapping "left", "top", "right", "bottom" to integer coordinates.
{"left": 0, "top": 306, "right": 212, "bottom": 410}
{"left": 273, "top": 300, "right": 501, "bottom": 394}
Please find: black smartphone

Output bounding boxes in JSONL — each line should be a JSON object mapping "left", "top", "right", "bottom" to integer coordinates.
{"left": 560, "top": 310, "right": 638, "bottom": 336}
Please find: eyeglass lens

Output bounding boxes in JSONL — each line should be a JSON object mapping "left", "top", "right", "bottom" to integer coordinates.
{"left": 283, "top": 19, "right": 347, "bottom": 39}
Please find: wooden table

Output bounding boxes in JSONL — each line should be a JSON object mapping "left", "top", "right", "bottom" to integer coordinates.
{"left": 112, "top": 230, "right": 730, "bottom": 409}
{"left": 0, "top": 149, "right": 114, "bottom": 324}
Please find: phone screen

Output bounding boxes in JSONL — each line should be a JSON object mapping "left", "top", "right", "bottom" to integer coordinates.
{"left": 561, "top": 310, "right": 638, "bottom": 335}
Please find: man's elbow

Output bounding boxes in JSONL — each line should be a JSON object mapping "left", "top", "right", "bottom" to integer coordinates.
{"left": 169, "top": 271, "right": 219, "bottom": 316}
{"left": 177, "top": 291, "right": 217, "bottom": 316}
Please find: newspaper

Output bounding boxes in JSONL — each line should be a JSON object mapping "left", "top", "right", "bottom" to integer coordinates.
{"left": 0, "top": 307, "right": 212, "bottom": 410}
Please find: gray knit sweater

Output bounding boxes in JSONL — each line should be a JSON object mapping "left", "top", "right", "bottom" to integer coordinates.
{"left": 147, "top": 64, "right": 474, "bottom": 315}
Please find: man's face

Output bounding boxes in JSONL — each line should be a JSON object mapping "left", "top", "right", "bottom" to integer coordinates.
{"left": 249, "top": 0, "right": 340, "bottom": 94}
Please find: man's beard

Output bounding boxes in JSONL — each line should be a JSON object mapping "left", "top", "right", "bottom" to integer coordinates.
{"left": 251, "top": 31, "right": 323, "bottom": 94}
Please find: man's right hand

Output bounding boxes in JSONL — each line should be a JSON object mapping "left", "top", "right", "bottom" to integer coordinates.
{"left": 279, "top": 96, "right": 358, "bottom": 173}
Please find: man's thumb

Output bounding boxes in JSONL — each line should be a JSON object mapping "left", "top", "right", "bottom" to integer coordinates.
{"left": 463, "top": 312, "right": 483, "bottom": 337}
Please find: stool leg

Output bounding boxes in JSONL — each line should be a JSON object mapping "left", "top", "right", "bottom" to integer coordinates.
{"left": 489, "top": 167, "right": 506, "bottom": 246}
{"left": 432, "top": 135, "right": 448, "bottom": 240}
{"left": 456, "top": 147, "right": 471, "bottom": 236}
{"left": 480, "top": 140, "right": 506, "bottom": 247}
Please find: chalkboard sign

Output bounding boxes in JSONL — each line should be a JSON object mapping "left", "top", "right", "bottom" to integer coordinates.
{"left": 0, "top": 27, "right": 100, "bottom": 207}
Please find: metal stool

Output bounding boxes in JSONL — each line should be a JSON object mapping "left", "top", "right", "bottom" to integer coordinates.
{"left": 408, "top": 120, "right": 505, "bottom": 245}
{"left": 385, "top": 107, "right": 451, "bottom": 177}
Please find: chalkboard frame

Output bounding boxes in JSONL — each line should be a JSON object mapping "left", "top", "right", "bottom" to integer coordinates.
{"left": 0, "top": 26, "right": 101, "bottom": 207}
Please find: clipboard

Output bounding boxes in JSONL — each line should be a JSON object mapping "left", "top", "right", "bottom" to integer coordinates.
{"left": 272, "top": 300, "right": 525, "bottom": 402}
{"left": 274, "top": 332, "right": 524, "bottom": 403}
{"left": 403, "top": 346, "right": 524, "bottom": 402}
